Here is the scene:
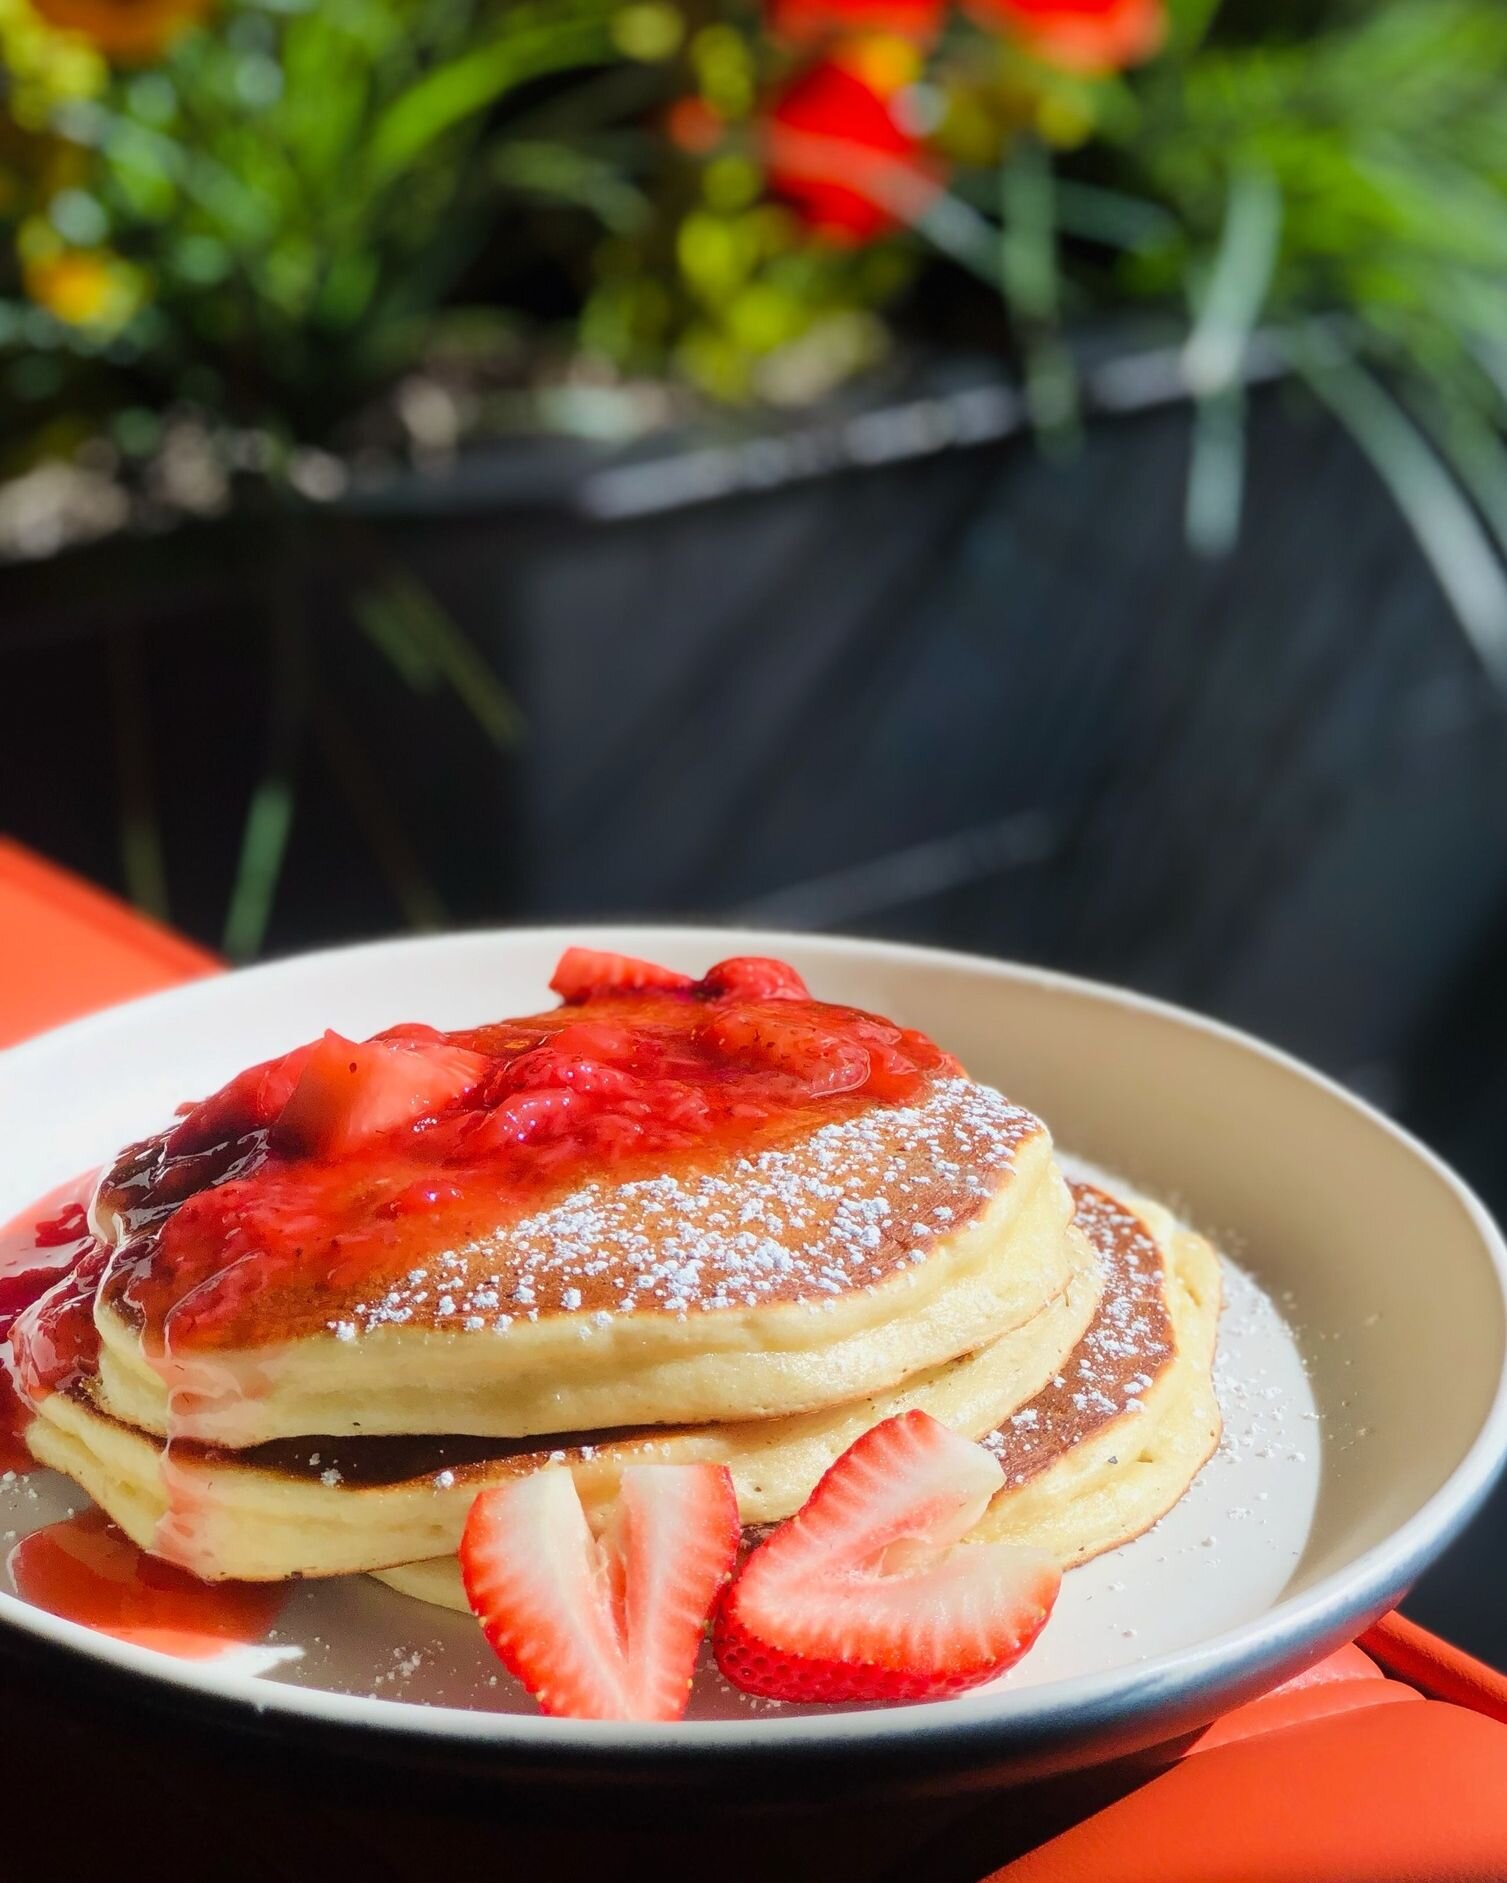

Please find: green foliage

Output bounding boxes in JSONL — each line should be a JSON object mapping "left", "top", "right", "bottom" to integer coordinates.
{"left": 1115, "top": 1, "right": 1507, "bottom": 619}
{"left": 9, "top": 0, "right": 1506, "bottom": 456}
{"left": 9, "top": 0, "right": 1507, "bottom": 948}
{"left": 1, "top": 0, "right": 635, "bottom": 451}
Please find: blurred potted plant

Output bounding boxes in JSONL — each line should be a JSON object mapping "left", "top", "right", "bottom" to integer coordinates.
{"left": 4, "top": 0, "right": 1507, "bottom": 977}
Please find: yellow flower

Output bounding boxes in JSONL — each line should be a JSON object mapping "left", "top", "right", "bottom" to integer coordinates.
{"left": 23, "top": 242, "right": 141, "bottom": 330}
{"left": 611, "top": 2, "right": 682, "bottom": 62}
{"left": 26, "top": 0, "right": 211, "bottom": 64}
{"left": 839, "top": 33, "right": 924, "bottom": 98}
{"left": 0, "top": 0, "right": 108, "bottom": 126}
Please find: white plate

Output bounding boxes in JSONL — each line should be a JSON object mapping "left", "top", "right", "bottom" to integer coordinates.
{"left": 2, "top": 928, "right": 1505, "bottom": 1798}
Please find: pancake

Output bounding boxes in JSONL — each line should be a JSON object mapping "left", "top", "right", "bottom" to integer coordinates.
{"left": 972, "top": 1188, "right": 1222, "bottom": 1566}
{"left": 373, "top": 1183, "right": 1222, "bottom": 1614}
{"left": 89, "top": 1075, "right": 1080, "bottom": 1448}
{"left": 22, "top": 1223, "right": 1100, "bottom": 1581}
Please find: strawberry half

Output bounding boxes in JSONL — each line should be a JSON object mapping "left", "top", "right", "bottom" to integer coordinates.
{"left": 698, "top": 956, "right": 811, "bottom": 1001}
{"left": 550, "top": 948, "right": 695, "bottom": 1003}
{"left": 461, "top": 1463, "right": 740, "bottom": 1721}
{"left": 714, "top": 1411, "right": 1060, "bottom": 1705}
{"left": 272, "top": 1030, "right": 488, "bottom": 1158}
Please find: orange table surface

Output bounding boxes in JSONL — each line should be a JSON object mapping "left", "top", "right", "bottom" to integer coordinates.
{"left": 3, "top": 838, "right": 1507, "bottom": 1881}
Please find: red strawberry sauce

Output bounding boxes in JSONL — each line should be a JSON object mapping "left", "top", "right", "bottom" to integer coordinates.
{"left": 0, "top": 954, "right": 953, "bottom": 1663}
{"left": 1, "top": 1184, "right": 284, "bottom": 1653}
{"left": 7, "top": 1508, "right": 282, "bottom": 1656}
{"left": 0, "top": 1175, "right": 103, "bottom": 1471}
{"left": 11, "top": 954, "right": 957, "bottom": 1389}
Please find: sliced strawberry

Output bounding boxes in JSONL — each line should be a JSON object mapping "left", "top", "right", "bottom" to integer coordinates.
{"left": 507, "top": 1046, "right": 644, "bottom": 1102}
{"left": 550, "top": 948, "right": 695, "bottom": 1003}
{"left": 272, "top": 1030, "right": 488, "bottom": 1158}
{"left": 462, "top": 1085, "right": 582, "bottom": 1151}
{"left": 698, "top": 956, "right": 810, "bottom": 1001}
{"left": 701, "top": 1003, "right": 871, "bottom": 1098}
{"left": 461, "top": 1463, "right": 739, "bottom": 1721}
{"left": 165, "top": 1040, "right": 318, "bottom": 1154}
{"left": 713, "top": 1411, "right": 1060, "bottom": 1705}
{"left": 543, "top": 1020, "right": 643, "bottom": 1064}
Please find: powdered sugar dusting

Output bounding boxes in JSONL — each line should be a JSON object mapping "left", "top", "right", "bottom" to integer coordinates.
{"left": 982, "top": 1183, "right": 1173, "bottom": 1484}
{"left": 337, "top": 1078, "right": 1040, "bottom": 1335}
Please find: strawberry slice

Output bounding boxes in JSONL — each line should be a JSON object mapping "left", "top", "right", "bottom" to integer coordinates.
{"left": 165, "top": 1040, "right": 318, "bottom": 1154}
{"left": 272, "top": 1030, "right": 488, "bottom": 1158}
{"left": 542, "top": 1020, "right": 643, "bottom": 1063}
{"left": 698, "top": 957, "right": 810, "bottom": 1001}
{"left": 701, "top": 1003, "right": 872, "bottom": 1098}
{"left": 507, "top": 1046, "right": 644, "bottom": 1102}
{"left": 550, "top": 948, "right": 695, "bottom": 1003}
{"left": 713, "top": 1411, "right": 1060, "bottom": 1705}
{"left": 461, "top": 1463, "right": 740, "bottom": 1721}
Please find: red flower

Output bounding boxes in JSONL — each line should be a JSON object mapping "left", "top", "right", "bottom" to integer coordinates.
{"left": 765, "top": 57, "right": 937, "bottom": 243}
{"left": 30, "top": 0, "right": 212, "bottom": 61}
{"left": 765, "top": 0, "right": 946, "bottom": 44}
{"left": 968, "top": 0, "right": 1165, "bottom": 72}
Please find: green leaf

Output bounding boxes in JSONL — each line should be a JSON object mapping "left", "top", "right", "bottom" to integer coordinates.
{"left": 999, "top": 141, "right": 1078, "bottom": 441}
{"left": 222, "top": 524, "right": 311, "bottom": 960}
{"left": 368, "top": 12, "right": 617, "bottom": 185}
{"left": 1181, "top": 167, "right": 1281, "bottom": 555}
{"left": 1165, "top": 0, "right": 1224, "bottom": 55}
{"left": 351, "top": 585, "right": 440, "bottom": 692}
{"left": 492, "top": 140, "right": 651, "bottom": 234}
{"left": 107, "top": 632, "right": 171, "bottom": 922}
{"left": 1292, "top": 333, "right": 1507, "bottom": 686}
{"left": 1048, "top": 181, "right": 1179, "bottom": 254}
{"left": 314, "top": 696, "right": 449, "bottom": 932}
{"left": 223, "top": 769, "right": 296, "bottom": 960}
{"left": 1409, "top": 386, "right": 1507, "bottom": 568}
{"left": 352, "top": 563, "right": 523, "bottom": 749}
{"left": 1183, "top": 168, "right": 1282, "bottom": 400}
{"left": 1000, "top": 140, "right": 1058, "bottom": 328}
{"left": 1184, "top": 387, "right": 1245, "bottom": 559}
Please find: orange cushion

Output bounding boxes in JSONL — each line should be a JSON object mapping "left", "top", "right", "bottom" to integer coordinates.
{"left": 0, "top": 839, "right": 216, "bottom": 1048}
{"left": 992, "top": 1700, "right": 1507, "bottom": 1881}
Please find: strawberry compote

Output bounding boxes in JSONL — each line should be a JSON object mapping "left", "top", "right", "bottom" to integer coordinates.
{"left": 0, "top": 1176, "right": 103, "bottom": 1468}
{"left": 38, "top": 952, "right": 957, "bottom": 1374}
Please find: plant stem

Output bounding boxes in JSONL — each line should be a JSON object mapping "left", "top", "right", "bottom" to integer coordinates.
{"left": 999, "top": 140, "right": 1078, "bottom": 446}
{"left": 1291, "top": 331, "right": 1507, "bottom": 686}
{"left": 222, "top": 507, "right": 310, "bottom": 959}
{"left": 106, "top": 628, "right": 170, "bottom": 922}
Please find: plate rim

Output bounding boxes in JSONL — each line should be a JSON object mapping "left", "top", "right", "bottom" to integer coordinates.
{"left": 4, "top": 922, "right": 1506, "bottom": 1763}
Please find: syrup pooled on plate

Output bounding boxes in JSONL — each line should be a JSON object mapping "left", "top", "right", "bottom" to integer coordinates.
{"left": 86, "top": 951, "right": 957, "bottom": 1366}
{"left": 8, "top": 1508, "right": 283, "bottom": 1657}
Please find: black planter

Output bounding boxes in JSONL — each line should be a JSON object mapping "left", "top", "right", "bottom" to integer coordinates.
{"left": 5, "top": 346, "right": 1507, "bottom": 1097}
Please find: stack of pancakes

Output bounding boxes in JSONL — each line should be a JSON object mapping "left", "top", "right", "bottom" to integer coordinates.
{"left": 21, "top": 1049, "right": 1221, "bottom": 1610}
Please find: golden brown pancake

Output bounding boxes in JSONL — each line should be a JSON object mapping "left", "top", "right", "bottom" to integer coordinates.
{"left": 373, "top": 1184, "right": 1223, "bottom": 1613}
{"left": 90, "top": 1076, "right": 1081, "bottom": 1448}
{"left": 972, "top": 1186, "right": 1222, "bottom": 1566}
{"left": 22, "top": 1222, "right": 1101, "bottom": 1581}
